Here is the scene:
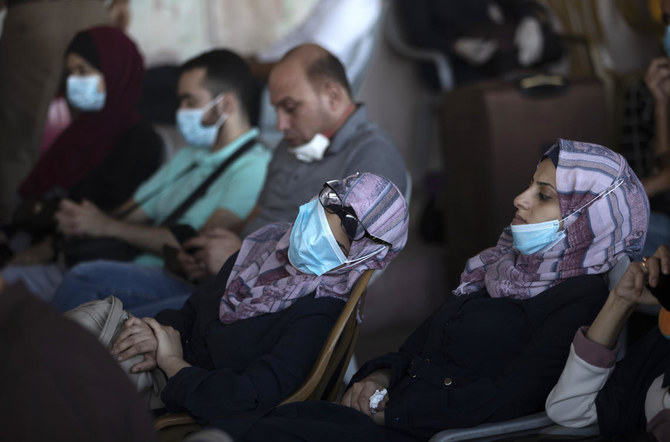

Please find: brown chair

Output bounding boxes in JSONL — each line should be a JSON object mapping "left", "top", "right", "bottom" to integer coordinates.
{"left": 154, "top": 269, "right": 375, "bottom": 442}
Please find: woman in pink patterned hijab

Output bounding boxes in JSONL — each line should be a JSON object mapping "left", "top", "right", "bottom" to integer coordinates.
{"left": 455, "top": 138, "right": 649, "bottom": 299}
{"left": 220, "top": 172, "right": 409, "bottom": 323}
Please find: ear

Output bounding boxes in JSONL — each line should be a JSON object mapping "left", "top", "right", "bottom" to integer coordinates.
{"left": 217, "top": 92, "right": 237, "bottom": 116}
{"left": 322, "top": 79, "right": 344, "bottom": 111}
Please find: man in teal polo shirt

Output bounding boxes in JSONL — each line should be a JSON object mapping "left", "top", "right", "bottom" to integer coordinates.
{"left": 1, "top": 49, "right": 271, "bottom": 306}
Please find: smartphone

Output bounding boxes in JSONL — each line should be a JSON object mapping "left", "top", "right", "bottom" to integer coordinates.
{"left": 647, "top": 272, "right": 670, "bottom": 310}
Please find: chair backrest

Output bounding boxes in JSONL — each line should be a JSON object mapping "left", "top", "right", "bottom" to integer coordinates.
{"left": 280, "top": 268, "right": 374, "bottom": 404}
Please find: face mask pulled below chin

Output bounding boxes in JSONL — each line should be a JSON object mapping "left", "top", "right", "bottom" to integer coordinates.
{"left": 288, "top": 133, "right": 329, "bottom": 162}
{"left": 176, "top": 96, "right": 227, "bottom": 148}
{"left": 510, "top": 219, "right": 565, "bottom": 255}
{"left": 510, "top": 177, "right": 626, "bottom": 255}
{"left": 288, "top": 200, "right": 383, "bottom": 275}
{"left": 67, "top": 75, "right": 106, "bottom": 111}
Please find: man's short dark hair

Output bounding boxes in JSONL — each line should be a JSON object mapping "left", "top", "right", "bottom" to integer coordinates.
{"left": 180, "top": 49, "right": 260, "bottom": 125}
{"left": 305, "top": 52, "right": 352, "bottom": 98}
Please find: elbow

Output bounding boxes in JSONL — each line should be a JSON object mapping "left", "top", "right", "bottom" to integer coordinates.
{"left": 545, "top": 395, "right": 598, "bottom": 428}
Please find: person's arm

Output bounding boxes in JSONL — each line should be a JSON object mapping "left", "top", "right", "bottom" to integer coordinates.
{"left": 547, "top": 246, "right": 670, "bottom": 426}
{"left": 199, "top": 208, "right": 242, "bottom": 233}
{"left": 642, "top": 168, "right": 670, "bottom": 198}
{"left": 341, "top": 300, "right": 444, "bottom": 423}
{"left": 55, "top": 198, "right": 180, "bottom": 255}
{"left": 158, "top": 298, "right": 342, "bottom": 422}
{"left": 341, "top": 368, "right": 391, "bottom": 425}
{"left": 177, "top": 228, "right": 242, "bottom": 281}
{"left": 544, "top": 327, "right": 617, "bottom": 427}
{"left": 645, "top": 58, "right": 670, "bottom": 159}
{"left": 643, "top": 58, "right": 670, "bottom": 197}
{"left": 113, "top": 253, "right": 240, "bottom": 372}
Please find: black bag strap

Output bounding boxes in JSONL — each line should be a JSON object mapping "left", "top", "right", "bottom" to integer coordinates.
{"left": 114, "top": 161, "right": 199, "bottom": 220}
{"left": 160, "top": 138, "right": 257, "bottom": 226}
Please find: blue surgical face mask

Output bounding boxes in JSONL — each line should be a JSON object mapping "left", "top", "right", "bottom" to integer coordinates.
{"left": 510, "top": 219, "right": 566, "bottom": 255}
{"left": 288, "top": 199, "right": 383, "bottom": 275}
{"left": 66, "top": 75, "right": 106, "bottom": 111}
{"left": 664, "top": 26, "right": 670, "bottom": 57}
{"left": 510, "top": 177, "right": 625, "bottom": 255}
{"left": 176, "top": 95, "right": 227, "bottom": 148}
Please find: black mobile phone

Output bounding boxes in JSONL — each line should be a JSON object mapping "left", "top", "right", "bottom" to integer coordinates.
{"left": 647, "top": 272, "right": 670, "bottom": 310}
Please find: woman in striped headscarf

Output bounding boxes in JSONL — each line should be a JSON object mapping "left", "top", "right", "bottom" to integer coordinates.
{"left": 341, "top": 139, "right": 650, "bottom": 440}
{"left": 111, "top": 172, "right": 409, "bottom": 422}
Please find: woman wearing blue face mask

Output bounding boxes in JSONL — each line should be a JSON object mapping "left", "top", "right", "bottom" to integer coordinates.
{"left": 104, "top": 172, "right": 409, "bottom": 423}
{"left": 3, "top": 26, "right": 163, "bottom": 264}
{"left": 325, "top": 139, "right": 651, "bottom": 441}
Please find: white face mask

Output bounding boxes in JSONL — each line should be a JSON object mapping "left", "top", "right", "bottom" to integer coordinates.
{"left": 288, "top": 133, "right": 329, "bottom": 162}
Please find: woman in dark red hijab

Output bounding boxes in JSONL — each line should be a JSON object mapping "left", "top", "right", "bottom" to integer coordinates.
{"left": 18, "top": 25, "right": 162, "bottom": 212}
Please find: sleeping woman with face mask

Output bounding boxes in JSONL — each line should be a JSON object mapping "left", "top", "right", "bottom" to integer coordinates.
{"left": 4, "top": 26, "right": 162, "bottom": 264}
{"left": 328, "top": 139, "right": 650, "bottom": 441}
{"left": 108, "top": 172, "right": 409, "bottom": 422}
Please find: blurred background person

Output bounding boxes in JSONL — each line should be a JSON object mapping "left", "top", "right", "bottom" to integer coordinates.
{"left": 0, "top": 0, "right": 129, "bottom": 225}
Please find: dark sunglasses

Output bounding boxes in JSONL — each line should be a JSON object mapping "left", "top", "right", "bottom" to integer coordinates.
{"left": 318, "top": 181, "right": 392, "bottom": 248}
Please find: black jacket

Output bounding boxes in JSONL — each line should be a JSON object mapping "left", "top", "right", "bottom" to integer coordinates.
{"left": 352, "top": 274, "right": 608, "bottom": 439}
{"left": 156, "top": 253, "right": 344, "bottom": 423}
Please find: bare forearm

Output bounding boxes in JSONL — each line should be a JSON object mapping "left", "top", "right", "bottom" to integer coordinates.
{"left": 104, "top": 219, "right": 181, "bottom": 255}
{"left": 200, "top": 208, "right": 242, "bottom": 232}
{"left": 642, "top": 171, "right": 670, "bottom": 198}
{"left": 585, "top": 292, "right": 635, "bottom": 349}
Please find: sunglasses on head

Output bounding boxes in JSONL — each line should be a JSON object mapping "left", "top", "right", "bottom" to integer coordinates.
{"left": 318, "top": 181, "right": 392, "bottom": 248}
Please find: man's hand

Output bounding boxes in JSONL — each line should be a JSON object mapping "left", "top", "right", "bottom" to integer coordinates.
{"left": 612, "top": 245, "right": 670, "bottom": 307}
{"left": 341, "top": 369, "right": 391, "bottom": 422}
{"left": 178, "top": 228, "right": 242, "bottom": 281}
{"left": 55, "top": 199, "right": 112, "bottom": 237}
{"left": 645, "top": 57, "right": 670, "bottom": 106}
{"left": 111, "top": 316, "right": 158, "bottom": 373}
{"left": 144, "top": 317, "right": 191, "bottom": 377}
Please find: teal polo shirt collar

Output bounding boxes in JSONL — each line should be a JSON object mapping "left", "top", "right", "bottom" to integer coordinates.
{"left": 191, "top": 128, "right": 260, "bottom": 166}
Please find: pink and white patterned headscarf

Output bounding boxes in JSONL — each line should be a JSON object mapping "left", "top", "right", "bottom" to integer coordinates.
{"left": 454, "top": 139, "right": 649, "bottom": 299}
{"left": 219, "top": 172, "right": 409, "bottom": 323}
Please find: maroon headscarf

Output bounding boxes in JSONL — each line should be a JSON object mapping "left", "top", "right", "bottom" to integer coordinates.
{"left": 19, "top": 26, "right": 144, "bottom": 197}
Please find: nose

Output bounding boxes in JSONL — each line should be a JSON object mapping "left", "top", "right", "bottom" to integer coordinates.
{"left": 513, "top": 187, "right": 532, "bottom": 211}
{"left": 276, "top": 111, "right": 289, "bottom": 132}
